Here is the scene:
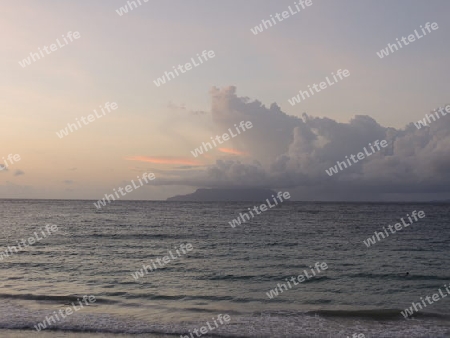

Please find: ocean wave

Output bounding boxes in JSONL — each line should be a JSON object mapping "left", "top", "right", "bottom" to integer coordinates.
{"left": 306, "top": 308, "right": 450, "bottom": 321}
{"left": 0, "top": 310, "right": 448, "bottom": 338}
{"left": 0, "top": 293, "right": 117, "bottom": 304}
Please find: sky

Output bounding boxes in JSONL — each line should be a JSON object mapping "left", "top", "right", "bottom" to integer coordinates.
{"left": 1, "top": 0, "right": 450, "bottom": 201}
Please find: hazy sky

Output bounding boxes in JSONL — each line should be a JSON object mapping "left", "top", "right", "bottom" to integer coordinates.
{"left": 1, "top": 0, "right": 450, "bottom": 200}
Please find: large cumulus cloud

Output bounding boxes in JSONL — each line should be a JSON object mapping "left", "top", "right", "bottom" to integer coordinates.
{"left": 162, "top": 86, "right": 450, "bottom": 200}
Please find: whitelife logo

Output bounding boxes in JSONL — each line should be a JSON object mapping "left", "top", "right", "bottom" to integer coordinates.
{"left": 19, "top": 31, "right": 81, "bottom": 68}
{"left": 363, "top": 211, "right": 425, "bottom": 247}
{"left": 34, "top": 295, "right": 96, "bottom": 331}
{"left": 228, "top": 192, "right": 291, "bottom": 228}
{"left": 115, "top": 0, "right": 149, "bottom": 16}
{"left": 377, "top": 22, "right": 439, "bottom": 59}
{"left": 325, "top": 140, "right": 388, "bottom": 177}
{"left": 266, "top": 262, "right": 328, "bottom": 299}
{"left": 288, "top": 69, "right": 350, "bottom": 106}
{"left": 153, "top": 50, "right": 215, "bottom": 87}
{"left": 56, "top": 102, "right": 118, "bottom": 139}
{"left": 131, "top": 243, "right": 193, "bottom": 281}
{"left": 250, "top": 0, "right": 313, "bottom": 35}
{"left": 414, "top": 104, "right": 450, "bottom": 130}
{"left": 0, "top": 154, "right": 21, "bottom": 171}
{"left": 180, "top": 314, "right": 231, "bottom": 338}
{"left": 93, "top": 172, "right": 155, "bottom": 210}
{"left": 401, "top": 284, "right": 450, "bottom": 319}
{"left": 190, "top": 121, "right": 253, "bottom": 158}
{"left": 0, "top": 224, "right": 59, "bottom": 261}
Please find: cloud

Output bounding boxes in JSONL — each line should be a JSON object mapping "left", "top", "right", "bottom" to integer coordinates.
{"left": 174, "top": 165, "right": 202, "bottom": 170}
{"left": 14, "top": 169, "right": 24, "bottom": 176}
{"left": 63, "top": 180, "right": 74, "bottom": 184}
{"left": 126, "top": 156, "right": 203, "bottom": 166}
{"left": 157, "top": 86, "right": 450, "bottom": 200}
{"left": 218, "top": 148, "right": 248, "bottom": 156}
{"left": 0, "top": 165, "right": 8, "bottom": 172}
{"left": 168, "top": 102, "right": 208, "bottom": 115}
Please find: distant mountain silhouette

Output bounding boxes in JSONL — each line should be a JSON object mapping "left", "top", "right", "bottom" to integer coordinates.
{"left": 167, "top": 188, "right": 277, "bottom": 201}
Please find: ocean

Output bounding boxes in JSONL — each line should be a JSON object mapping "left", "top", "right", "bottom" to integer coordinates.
{"left": 0, "top": 199, "right": 449, "bottom": 338}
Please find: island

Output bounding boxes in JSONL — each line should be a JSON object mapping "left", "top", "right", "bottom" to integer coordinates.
{"left": 166, "top": 188, "right": 277, "bottom": 202}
